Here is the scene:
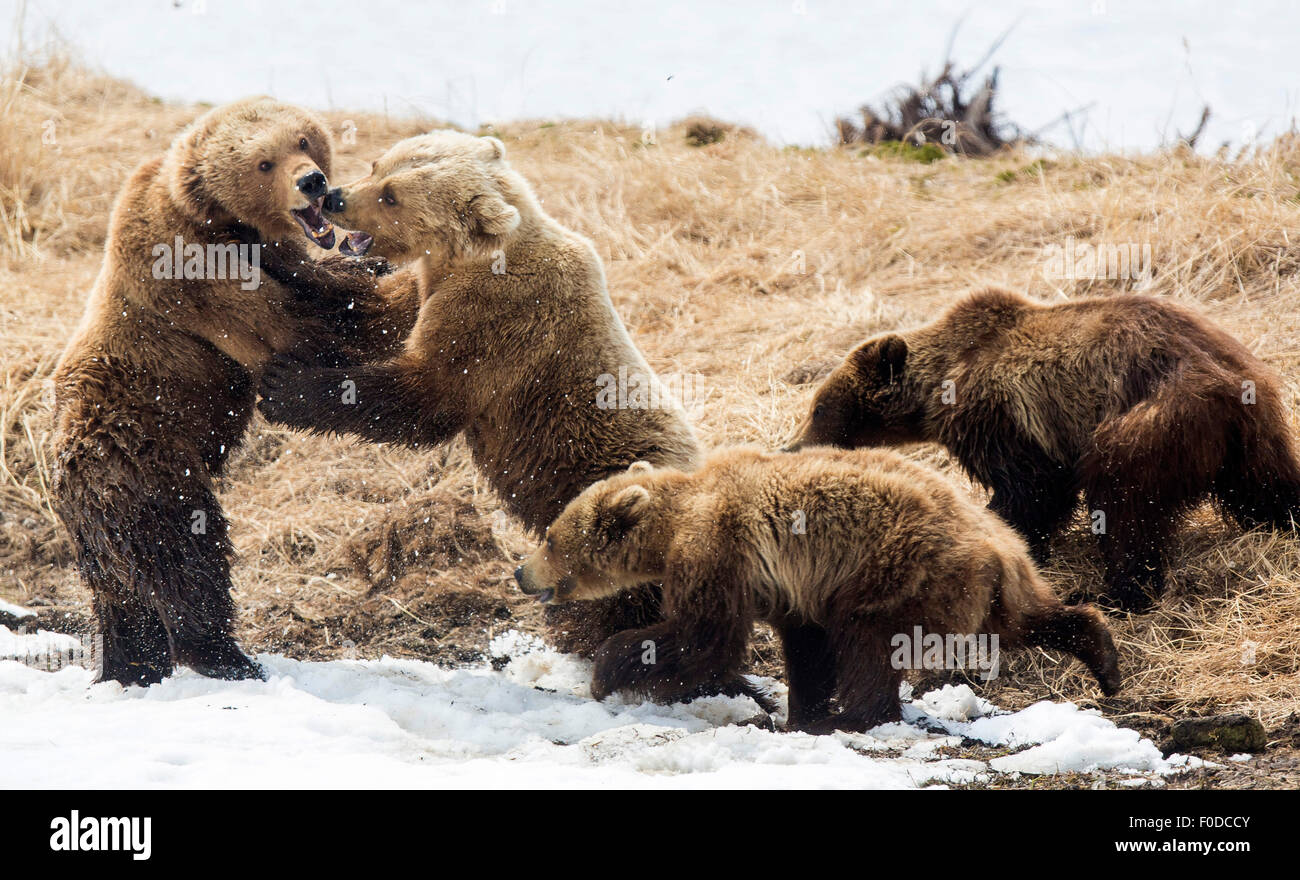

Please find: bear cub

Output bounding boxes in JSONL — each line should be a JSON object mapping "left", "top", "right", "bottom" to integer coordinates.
{"left": 515, "top": 447, "right": 1120, "bottom": 733}
{"left": 792, "top": 287, "right": 1300, "bottom": 611}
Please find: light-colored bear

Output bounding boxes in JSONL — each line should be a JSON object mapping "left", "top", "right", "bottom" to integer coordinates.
{"left": 256, "top": 130, "right": 706, "bottom": 659}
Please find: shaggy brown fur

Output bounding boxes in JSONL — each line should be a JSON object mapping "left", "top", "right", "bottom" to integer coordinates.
{"left": 254, "top": 130, "right": 702, "bottom": 655}
{"left": 791, "top": 287, "right": 1300, "bottom": 610}
{"left": 515, "top": 448, "right": 1121, "bottom": 732}
{"left": 51, "top": 98, "right": 352, "bottom": 685}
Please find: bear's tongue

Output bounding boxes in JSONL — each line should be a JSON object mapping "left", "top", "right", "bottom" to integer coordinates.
{"left": 291, "top": 201, "right": 336, "bottom": 249}
{"left": 340, "top": 230, "right": 373, "bottom": 257}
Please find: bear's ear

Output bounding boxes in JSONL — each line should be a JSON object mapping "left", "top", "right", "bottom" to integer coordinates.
{"left": 604, "top": 485, "right": 652, "bottom": 535}
{"left": 627, "top": 461, "right": 654, "bottom": 474}
{"left": 852, "top": 334, "right": 908, "bottom": 383}
{"left": 163, "top": 119, "right": 220, "bottom": 222}
{"left": 468, "top": 191, "right": 521, "bottom": 237}
{"left": 480, "top": 135, "right": 507, "bottom": 161}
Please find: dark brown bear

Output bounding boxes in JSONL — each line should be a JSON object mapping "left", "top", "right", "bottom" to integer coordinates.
{"left": 50, "top": 98, "right": 378, "bottom": 685}
{"left": 515, "top": 449, "right": 1121, "bottom": 732}
{"left": 790, "top": 287, "right": 1300, "bottom": 610}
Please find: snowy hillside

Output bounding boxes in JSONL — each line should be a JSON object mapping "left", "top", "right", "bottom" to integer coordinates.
{"left": 7, "top": 0, "right": 1297, "bottom": 152}
{"left": 0, "top": 627, "right": 1204, "bottom": 789}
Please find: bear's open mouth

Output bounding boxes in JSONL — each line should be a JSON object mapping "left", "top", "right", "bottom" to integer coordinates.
{"left": 340, "top": 230, "right": 373, "bottom": 257}
{"left": 291, "top": 199, "right": 336, "bottom": 249}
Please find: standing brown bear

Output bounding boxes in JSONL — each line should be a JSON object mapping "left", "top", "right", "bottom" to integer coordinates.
{"left": 253, "top": 131, "right": 706, "bottom": 663}
{"left": 514, "top": 448, "right": 1121, "bottom": 733}
{"left": 52, "top": 98, "right": 359, "bottom": 685}
{"left": 790, "top": 287, "right": 1300, "bottom": 610}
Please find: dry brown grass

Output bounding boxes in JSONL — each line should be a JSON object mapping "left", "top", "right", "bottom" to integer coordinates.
{"left": 4, "top": 58, "right": 1300, "bottom": 729}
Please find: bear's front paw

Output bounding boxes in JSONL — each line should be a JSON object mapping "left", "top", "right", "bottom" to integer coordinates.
{"left": 590, "top": 632, "right": 648, "bottom": 702}
{"left": 350, "top": 254, "right": 392, "bottom": 277}
{"left": 589, "top": 677, "right": 613, "bottom": 702}
{"left": 282, "top": 275, "right": 378, "bottom": 335}
{"left": 258, "top": 354, "right": 353, "bottom": 430}
{"left": 256, "top": 239, "right": 314, "bottom": 285}
{"left": 317, "top": 252, "right": 392, "bottom": 280}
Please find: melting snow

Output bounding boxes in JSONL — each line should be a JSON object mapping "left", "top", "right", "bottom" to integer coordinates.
{"left": 0, "top": 628, "right": 1202, "bottom": 788}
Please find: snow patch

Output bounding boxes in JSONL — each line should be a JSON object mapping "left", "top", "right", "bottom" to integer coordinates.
{"left": 909, "top": 683, "right": 995, "bottom": 722}
{"left": 0, "top": 624, "right": 82, "bottom": 662}
{"left": 0, "top": 631, "right": 1198, "bottom": 788}
{"left": 0, "top": 597, "right": 36, "bottom": 620}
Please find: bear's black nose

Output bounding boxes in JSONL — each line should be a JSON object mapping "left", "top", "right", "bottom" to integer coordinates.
{"left": 296, "top": 170, "right": 328, "bottom": 200}
{"left": 513, "top": 565, "right": 526, "bottom": 586}
{"left": 323, "top": 187, "right": 346, "bottom": 214}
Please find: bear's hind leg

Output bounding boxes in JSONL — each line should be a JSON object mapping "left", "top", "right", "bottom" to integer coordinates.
{"left": 94, "top": 593, "right": 172, "bottom": 686}
{"left": 1085, "top": 484, "right": 1175, "bottom": 611}
{"left": 1083, "top": 388, "right": 1224, "bottom": 610}
{"left": 798, "top": 623, "right": 903, "bottom": 735}
{"left": 1215, "top": 431, "right": 1300, "bottom": 533}
{"left": 102, "top": 466, "right": 260, "bottom": 681}
{"left": 773, "top": 618, "right": 837, "bottom": 729}
{"left": 139, "top": 483, "right": 264, "bottom": 680}
{"left": 60, "top": 463, "right": 261, "bottom": 683}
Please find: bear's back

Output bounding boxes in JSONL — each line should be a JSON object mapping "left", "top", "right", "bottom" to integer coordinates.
{"left": 920, "top": 291, "right": 1271, "bottom": 463}
{"left": 702, "top": 447, "right": 1002, "bottom": 619}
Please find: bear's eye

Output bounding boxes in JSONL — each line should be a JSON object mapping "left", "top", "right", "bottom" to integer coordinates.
{"left": 258, "top": 160, "right": 274, "bottom": 172}
{"left": 380, "top": 191, "right": 398, "bottom": 207}
{"left": 545, "top": 536, "right": 555, "bottom": 552}
{"left": 299, "top": 137, "right": 309, "bottom": 151}
{"left": 813, "top": 404, "right": 826, "bottom": 420}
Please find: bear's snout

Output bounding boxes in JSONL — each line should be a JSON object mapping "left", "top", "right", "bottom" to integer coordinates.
{"left": 514, "top": 564, "right": 541, "bottom": 594}
{"left": 296, "top": 170, "right": 328, "bottom": 201}
{"left": 514, "top": 564, "right": 558, "bottom": 603}
{"left": 323, "top": 187, "right": 346, "bottom": 214}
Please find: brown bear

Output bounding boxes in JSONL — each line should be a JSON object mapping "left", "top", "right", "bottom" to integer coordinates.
{"left": 252, "top": 131, "right": 706, "bottom": 663}
{"left": 51, "top": 97, "right": 369, "bottom": 685}
{"left": 514, "top": 447, "right": 1121, "bottom": 733}
{"left": 789, "top": 287, "right": 1300, "bottom": 610}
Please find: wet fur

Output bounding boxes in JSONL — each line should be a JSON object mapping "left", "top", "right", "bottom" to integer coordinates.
{"left": 52, "top": 99, "right": 336, "bottom": 684}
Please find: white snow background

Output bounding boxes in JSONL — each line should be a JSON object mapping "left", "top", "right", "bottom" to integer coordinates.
{"left": 0, "top": 625, "right": 1206, "bottom": 789}
{"left": 4, "top": 0, "right": 1298, "bottom": 154}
